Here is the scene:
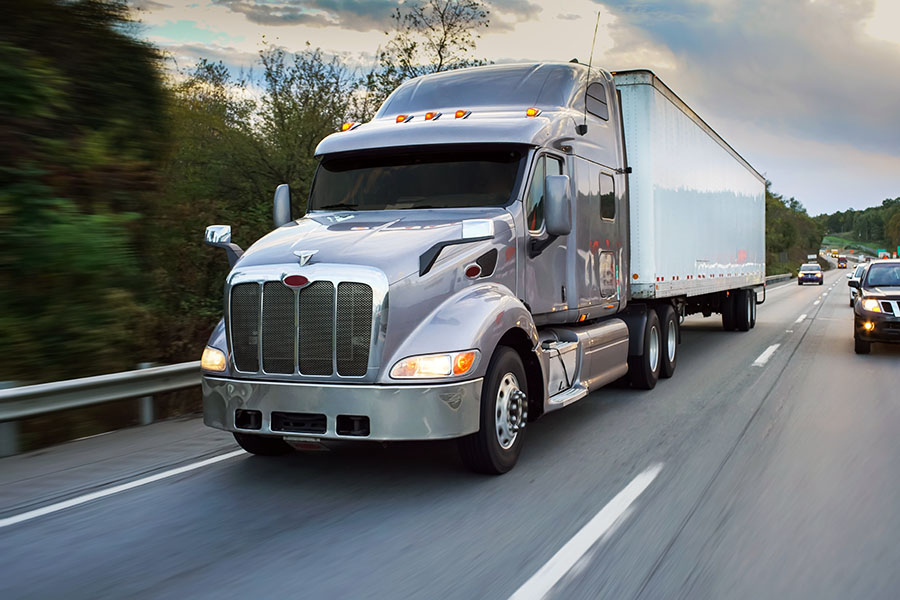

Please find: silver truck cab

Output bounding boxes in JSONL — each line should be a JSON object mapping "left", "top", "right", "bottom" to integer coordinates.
{"left": 201, "top": 63, "right": 646, "bottom": 473}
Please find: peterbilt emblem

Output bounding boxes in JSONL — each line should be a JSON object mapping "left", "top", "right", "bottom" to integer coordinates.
{"left": 293, "top": 250, "right": 318, "bottom": 266}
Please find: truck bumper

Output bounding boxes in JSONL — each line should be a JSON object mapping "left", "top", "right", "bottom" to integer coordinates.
{"left": 202, "top": 376, "right": 483, "bottom": 441}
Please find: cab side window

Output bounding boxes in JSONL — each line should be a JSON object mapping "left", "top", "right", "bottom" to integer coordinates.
{"left": 600, "top": 173, "right": 615, "bottom": 220}
{"left": 586, "top": 83, "right": 609, "bottom": 121}
{"left": 526, "top": 155, "right": 563, "bottom": 232}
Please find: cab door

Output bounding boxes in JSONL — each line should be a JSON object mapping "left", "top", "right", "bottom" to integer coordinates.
{"left": 523, "top": 152, "right": 568, "bottom": 317}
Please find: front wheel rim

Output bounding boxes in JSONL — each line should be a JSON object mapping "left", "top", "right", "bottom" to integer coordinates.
{"left": 495, "top": 373, "right": 525, "bottom": 449}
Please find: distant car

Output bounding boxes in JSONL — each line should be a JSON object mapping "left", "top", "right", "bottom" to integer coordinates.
{"left": 850, "top": 259, "right": 900, "bottom": 354}
{"left": 798, "top": 263, "right": 823, "bottom": 285}
{"left": 847, "top": 263, "right": 867, "bottom": 306}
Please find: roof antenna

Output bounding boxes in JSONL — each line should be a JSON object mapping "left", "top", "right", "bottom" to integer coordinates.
{"left": 576, "top": 10, "right": 602, "bottom": 136}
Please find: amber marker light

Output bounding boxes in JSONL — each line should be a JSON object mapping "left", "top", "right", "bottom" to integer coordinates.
{"left": 396, "top": 114, "right": 410, "bottom": 123}
{"left": 455, "top": 109, "right": 470, "bottom": 119}
{"left": 525, "top": 107, "right": 541, "bottom": 118}
{"left": 424, "top": 111, "right": 441, "bottom": 121}
{"left": 340, "top": 122, "right": 358, "bottom": 131}
{"left": 453, "top": 351, "right": 477, "bottom": 375}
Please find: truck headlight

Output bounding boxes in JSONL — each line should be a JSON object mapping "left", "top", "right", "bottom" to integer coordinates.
{"left": 201, "top": 346, "right": 227, "bottom": 371}
{"left": 860, "top": 298, "right": 882, "bottom": 313}
{"left": 390, "top": 350, "right": 479, "bottom": 379}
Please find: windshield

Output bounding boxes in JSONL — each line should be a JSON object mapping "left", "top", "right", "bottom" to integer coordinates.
{"left": 865, "top": 264, "right": 900, "bottom": 287}
{"left": 309, "top": 147, "right": 524, "bottom": 211}
{"left": 800, "top": 264, "right": 820, "bottom": 272}
{"left": 854, "top": 265, "right": 866, "bottom": 277}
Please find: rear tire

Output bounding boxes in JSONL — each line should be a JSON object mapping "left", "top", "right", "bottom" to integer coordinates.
{"left": 233, "top": 432, "right": 293, "bottom": 456}
{"left": 749, "top": 291, "right": 758, "bottom": 328}
{"left": 458, "top": 347, "right": 528, "bottom": 474}
{"left": 655, "top": 304, "right": 678, "bottom": 379}
{"left": 721, "top": 292, "right": 737, "bottom": 331}
{"left": 735, "top": 289, "right": 752, "bottom": 332}
{"left": 854, "top": 337, "right": 871, "bottom": 355}
{"left": 628, "top": 310, "right": 661, "bottom": 390}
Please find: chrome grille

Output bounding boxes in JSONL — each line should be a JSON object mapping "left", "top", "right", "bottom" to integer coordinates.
{"left": 229, "top": 279, "right": 373, "bottom": 377}
{"left": 262, "top": 282, "right": 295, "bottom": 374}
{"left": 879, "top": 301, "right": 898, "bottom": 316}
{"left": 298, "top": 281, "right": 335, "bottom": 375}
{"left": 337, "top": 283, "right": 374, "bottom": 376}
{"left": 230, "top": 284, "right": 260, "bottom": 372}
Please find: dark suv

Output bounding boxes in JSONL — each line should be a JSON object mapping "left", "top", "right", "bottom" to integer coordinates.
{"left": 850, "top": 259, "right": 900, "bottom": 354}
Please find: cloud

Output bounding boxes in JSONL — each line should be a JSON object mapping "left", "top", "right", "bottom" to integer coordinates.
{"left": 212, "top": 0, "right": 399, "bottom": 31}
{"left": 596, "top": 0, "right": 900, "bottom": 159}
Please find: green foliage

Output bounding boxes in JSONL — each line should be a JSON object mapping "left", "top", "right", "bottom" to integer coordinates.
{"left": 764, "top": 181, "right": 825, "bottom": 275}
{"left": 815, "top": 198, "right": 900, "bottom": 253}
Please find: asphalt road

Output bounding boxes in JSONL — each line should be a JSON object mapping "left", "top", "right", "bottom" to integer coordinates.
{"left": 2, "top": 265, "right": 899, "bottom": 599}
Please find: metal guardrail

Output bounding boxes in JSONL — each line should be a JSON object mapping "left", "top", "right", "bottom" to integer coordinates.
{"left": 0, "top": 361, "right": 200, "bottom": 457}
{"left": 766, "top": 273, "right": 793, "bottom": 284}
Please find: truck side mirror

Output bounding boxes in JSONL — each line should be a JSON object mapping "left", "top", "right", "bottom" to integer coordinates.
{"left": 205, "top": 225, "right": 244, "bottom": 267}
{"left": 544, "top": 175, "right": 571, "bottom": 236}
{"left": 848, "top": 279, "right": 860, "bottom": 289}
{"left": 529, "top": 175, "right": 571, "bottom": 257}
{"left": 274, "top": 183, "right": 292, "bottom": 228}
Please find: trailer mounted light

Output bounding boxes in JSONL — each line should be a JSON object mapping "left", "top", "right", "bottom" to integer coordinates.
{"left": 201, "top": 346, "right": 227, "bottom": 372}
{"left": 390, "top": 350, "right": 480, "bottom": 379}
{"left": 860, "top": 298, "right": 882, "bottom": 313}
{"left": 525, "top": 107, "right": 541, "bottom": 118}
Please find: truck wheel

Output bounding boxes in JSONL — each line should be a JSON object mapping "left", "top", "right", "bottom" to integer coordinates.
{"left": 233, "top": 432, "right": 293, "bottom": 456}
{"left": 721, "top": 293, "right": 737, "bottom": 331}
{"left": 655, "top": 305, "right": 678, "bottom": 379}
{"left": 458, "top": 347, "right": 527, "bottom": 474}
{"left": 628, "top": 310, "right": 661, "bottom": 390}
{"left": 750, "top": 292, "right": 758, "bottom": 328}
{"left": 735, "top": 289, "right": 752, "bottom": 332}
{"left": 854, "top": 337, "right": 871, "bottom": 355}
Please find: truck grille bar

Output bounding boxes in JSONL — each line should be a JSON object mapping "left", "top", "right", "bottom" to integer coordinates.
{"left": 230, "top": 281, "right": 373, "bottom": 377}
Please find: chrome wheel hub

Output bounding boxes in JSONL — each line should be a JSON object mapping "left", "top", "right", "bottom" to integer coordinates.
{"left": 648, "top": 325, "right": 660, "bottom": 373}
{"left": 667, "top": 322, "right": 677, "bottom": 363}
{"left": 495, "top": 373, "right": 526, "bottom": 450}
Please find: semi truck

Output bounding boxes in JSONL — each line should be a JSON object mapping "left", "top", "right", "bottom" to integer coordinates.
{"left": 201, "top": 63, "right": 766, "bottom": 474}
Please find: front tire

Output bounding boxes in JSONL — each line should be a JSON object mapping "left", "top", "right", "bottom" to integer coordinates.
{"left": 629, "top": 310, "right": 662, "bottom": 390}
{"left": 458, "top": 347, "right": 528, "bottom": 474}
{"left": 233, "top": 432, "right": 293, "bottom": 456}
{"left": 655, "top": 304, "right": 678, "bottom": 379}
{"left": 854, "top": 336, "right": 871, "bottom": 355}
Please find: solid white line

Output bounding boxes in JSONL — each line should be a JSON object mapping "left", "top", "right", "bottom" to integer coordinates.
{"left": 508, "top": 463, "right": 663, "bottom": 600}
{"left": 752, "top": 344, "right": 781, "bottom": 367}
{"left": 795, "top": 314, "right": 807, "bottom": 323}
{"left": 0, "top": 450, "right": 246, "bottom": 529}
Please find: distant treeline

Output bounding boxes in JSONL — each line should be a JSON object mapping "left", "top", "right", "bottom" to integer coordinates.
{"left": 814, "top": 199, "right": 900, "bottom": 252}
{"left": 1, "top": 0, "right": 830, "bottom": 383}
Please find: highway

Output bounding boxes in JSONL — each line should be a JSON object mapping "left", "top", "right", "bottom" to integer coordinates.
{"left": 2, "top": 265, "right": 899, "bottom": 599}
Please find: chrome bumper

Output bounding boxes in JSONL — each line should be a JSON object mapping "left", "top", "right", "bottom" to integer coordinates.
{"left": 202, "top": 376, "right": 483, "bottom": 441}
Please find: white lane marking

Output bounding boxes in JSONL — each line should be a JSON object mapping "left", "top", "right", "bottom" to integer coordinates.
{"left": 822, "top": 292, "right": 828, "bottom": 296}
{"left": 795, "top": 314, "right": 807, "bottom": 323}
{"left": 752, "top": 344, "right": 781, "bottom": 367}
{"left": 508, "top": 463, "right": 664, "bottom": 600}
{"left": 814, "top": 300, "right": 820, "bottom": 305}
{"left": 0, "top": 450, "right": 246, "bottom": 529}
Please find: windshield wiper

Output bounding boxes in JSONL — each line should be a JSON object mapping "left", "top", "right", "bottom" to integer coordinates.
{"left": 316, "top": 203, "right": 358, "bottom": 211}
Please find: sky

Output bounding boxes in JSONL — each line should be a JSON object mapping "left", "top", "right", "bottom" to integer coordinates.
{"left": 129, "top": 0, "right": 900, "bottom": 216}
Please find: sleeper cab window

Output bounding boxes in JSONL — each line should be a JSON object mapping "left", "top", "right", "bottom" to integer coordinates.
{"left": 526, "top": 154, "right": 563, "bottom": 232}
{"left": 600, "top": 173, "right": 615, "bottom": 220}
{"left": 586, "top": 83, "right": 609, "bottom": 121}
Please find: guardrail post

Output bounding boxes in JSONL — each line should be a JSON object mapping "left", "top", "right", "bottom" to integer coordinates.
{"left": 138, "top": 363, "right": 154, "bottom": 426}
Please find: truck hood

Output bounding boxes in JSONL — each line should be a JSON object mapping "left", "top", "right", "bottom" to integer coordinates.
{"left": 234, "top": 209, "right": 508, "bottom": 283}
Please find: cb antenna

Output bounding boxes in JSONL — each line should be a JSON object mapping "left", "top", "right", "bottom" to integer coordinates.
{"left": 577, "top": 10, "right": 602, "bottom": 136}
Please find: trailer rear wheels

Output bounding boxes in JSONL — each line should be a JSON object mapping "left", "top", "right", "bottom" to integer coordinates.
{"left": 233, "top": 432, "right": 293, "bottom": 456}
{"left": 628, "top": 310, "right": 661, "bottom": 390}
{"left": 458, "top": 347, "right": 527, "bottom": 474}
{"left": 655, "top": 305, "right": 678, "bottom": 379}
{"left": 735, "top": 289, "right": 752, "bottom": 332}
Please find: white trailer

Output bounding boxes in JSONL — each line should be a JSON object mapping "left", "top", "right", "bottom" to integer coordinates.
{"left": 614, "top": 71, "right": 766, "bottom": 300}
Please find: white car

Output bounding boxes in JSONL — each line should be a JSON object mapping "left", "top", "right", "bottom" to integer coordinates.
{"left": 847, "top": 263, "right": 867, "bottom": 306}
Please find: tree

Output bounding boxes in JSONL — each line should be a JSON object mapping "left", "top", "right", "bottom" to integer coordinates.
{"left": 362, "top": 0, "right": 491, "bottom": 118}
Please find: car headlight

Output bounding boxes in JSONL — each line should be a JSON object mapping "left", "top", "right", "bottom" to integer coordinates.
{"left": 860, "top": 298, "right": 882, "bottom": 313}
{"left": 390, "top": 350, "right": 479, "bottom": 379}
{"left": 201, "top": 346, "right": 227, "bottom": 371}
{"left": 816, "top": 272, "right": 822, "bottom": 277}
